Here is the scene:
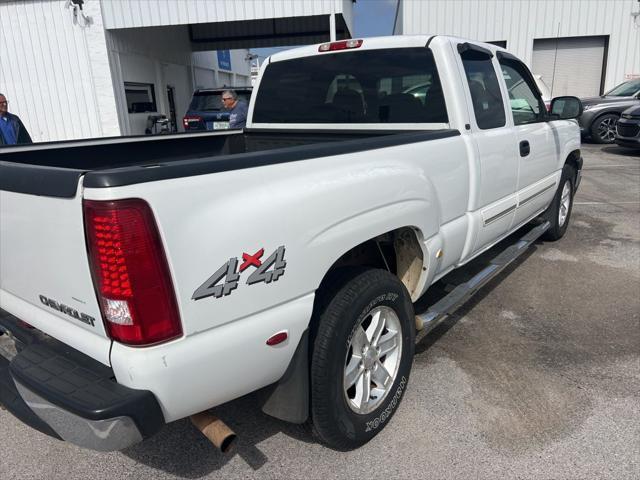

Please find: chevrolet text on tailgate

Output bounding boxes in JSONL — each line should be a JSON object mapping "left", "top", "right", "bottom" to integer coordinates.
{"left": 0, "top": 35, "right": 583, "bottom": 452}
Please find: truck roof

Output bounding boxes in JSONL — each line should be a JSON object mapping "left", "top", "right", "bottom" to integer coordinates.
{"left": 267, "top": 35, "right": 508, "bottom": 64}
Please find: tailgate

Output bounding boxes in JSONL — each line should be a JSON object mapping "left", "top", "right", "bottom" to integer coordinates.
{"left": 0, "top": 183, "right": 111, "bottom": 365}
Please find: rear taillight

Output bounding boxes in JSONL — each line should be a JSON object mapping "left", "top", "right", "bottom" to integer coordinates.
{"left": 183, "top": 115, "right": 202, "bottom": 129}
{"left": 318, "top": 39, "right": 363, "bottom": 52}
{"left": 83, "top": 199, "right": 182, "bottom": 346}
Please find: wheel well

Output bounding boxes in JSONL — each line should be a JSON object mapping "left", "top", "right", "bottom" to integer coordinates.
{"left": 590, "top": 111, "right": 620, "bottom": 128}
{"left": 565, "top": 149, "right": 581, "bottom": 187}
{"left": 266, "top": 233, "right": 423, "bottom": 425}
{"left": 318, "top": 227, "right": 424, "bottom": 299}
{"left": 566, "top": 149, "right": 580, "bottom": 170}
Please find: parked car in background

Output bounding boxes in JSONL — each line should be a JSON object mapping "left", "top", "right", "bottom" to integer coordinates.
{"left": 533, "top": 74, "right": 552, "bottom": 111}
{"left": 578, "top": 79, "right": 640, "bottom": 144}
{"left": 615, "top": 105, "right": 640, "bottom": 149}
{"left": 183, "top": 87, "right": 253, "bottom": 131}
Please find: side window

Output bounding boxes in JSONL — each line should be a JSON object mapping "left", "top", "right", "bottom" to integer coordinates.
{"left": 499, "top": 61, "right": 545, "bottom": 125}
{"left": 124, "top": 82, "right": 157, "bottom": 113}
{"left": 459, "top": 48, "right": 506, "bottom": 129}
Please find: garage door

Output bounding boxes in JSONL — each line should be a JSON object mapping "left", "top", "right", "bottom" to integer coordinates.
{"left": 218, "top": 72, "right": 232, "bottom": 87}
{"left": 532, "top": 36, "right": 606, "bottom": 98}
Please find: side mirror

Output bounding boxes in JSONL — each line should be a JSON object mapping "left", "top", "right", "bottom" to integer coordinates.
{"left": 549, "top": 96, "right": 583, "bottom": 120}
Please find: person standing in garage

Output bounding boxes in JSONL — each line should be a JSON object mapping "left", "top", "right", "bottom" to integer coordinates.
{"left": 0, "top": 93, "right": 32, "bottom": 145}
{"left": 222, "top": 90, "right": 248, "bottom": 129}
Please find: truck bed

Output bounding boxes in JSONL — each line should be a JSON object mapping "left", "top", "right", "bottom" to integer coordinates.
{"left": 0, "top": 129, "right": 458, "bottom": 197}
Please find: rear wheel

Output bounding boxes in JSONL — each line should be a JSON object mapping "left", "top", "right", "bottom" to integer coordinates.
{"left": 590, "top": 114, "right": 618, "bottom": 144}
{"left": 310, "top": 268, "right": 414, "bottom": 450}
{"left": 543, "top": 163, "right": 576, "bottom": 241}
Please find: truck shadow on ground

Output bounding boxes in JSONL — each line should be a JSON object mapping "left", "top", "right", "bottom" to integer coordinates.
{"left": 122, "top": 391, "right": 316, "bottom": 476}
{"left": 600, "top": 145, "right": 640, "bottom": 157}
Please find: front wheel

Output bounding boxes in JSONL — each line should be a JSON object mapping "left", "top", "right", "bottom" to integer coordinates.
{"left": 543, "top": 163, "right": 576, "bottom": 241}
{"left": 590, "top": 114, "right": 618, "bottom": 144}
{"left": 310, "top": 268, "right": 415, "bottom": 450}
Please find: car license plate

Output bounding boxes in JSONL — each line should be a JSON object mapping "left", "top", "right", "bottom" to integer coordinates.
{"left": 206, "top": 122, "right": 214, "bottom": 131}
{"left": 213, "top": 121, "right": 229, "bottom": 130}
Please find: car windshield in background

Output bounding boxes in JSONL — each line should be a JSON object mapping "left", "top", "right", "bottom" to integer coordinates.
{"left": 189, "top": 91, "right": 251, "bottom": 112}
{"left": 606, "top": 79, "right": 640, "bottom": 97}
{"left": 253, "top": 48, "right": 448, "bottom": 124}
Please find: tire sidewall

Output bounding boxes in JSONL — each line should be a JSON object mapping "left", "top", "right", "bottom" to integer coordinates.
{"left": 590, "top": 114, "right": 617, "bottom": 144}
{"left": 313, "top": 271, "right": 414, "bottom": 448}
{"left": 546, "top": 164, "right": 575, "bottom": 240}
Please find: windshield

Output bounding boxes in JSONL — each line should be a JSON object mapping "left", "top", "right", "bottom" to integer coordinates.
{"left": 189, "top": 91, "right": 252, "bottom": 112}
{"left": 253, "top": 48, "right": 448, "bottom": 124}
{"left": 605, "top": 79, "right": 640, "bottom": 97}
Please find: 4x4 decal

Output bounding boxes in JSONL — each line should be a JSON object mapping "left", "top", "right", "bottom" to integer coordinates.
{"left": 192, "top": 246, "right": 286, "bottom": 301}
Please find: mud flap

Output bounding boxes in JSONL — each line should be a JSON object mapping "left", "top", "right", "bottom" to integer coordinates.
{"left": 261, "top": 330, "right": 309, "bottom": 424}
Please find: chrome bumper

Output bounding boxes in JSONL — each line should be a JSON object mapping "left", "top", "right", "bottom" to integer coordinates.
{"left": 0, "top": 311, "right": 164, "bottom": 452}
{"left": 15, "top": 382, "right": 144, "bottom": 451}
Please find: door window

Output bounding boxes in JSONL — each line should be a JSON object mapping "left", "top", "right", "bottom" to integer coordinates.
{"left": 499, "top": 61, "right": 545, "bottom": 125}
{"left": 459, "top": 49, "right": 506, "bottom": 129}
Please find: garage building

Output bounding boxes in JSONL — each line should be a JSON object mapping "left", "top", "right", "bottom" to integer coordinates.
{"left": 395, "top": 0, "right": 640, "bottom": 98}
{"left": 0, "top": 0, "right": 353, "bottom": 141}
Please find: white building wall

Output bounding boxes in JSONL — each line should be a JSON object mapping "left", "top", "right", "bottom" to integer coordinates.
{"left": 0, "top": 0, "right": 120, "bottom": 142}
{"left": 1, "top": 0, "right": 337, "bottom": 142}
{"left": 192, "top": 50, "right": 252, "bottom": 88}
{"left": 397, "top": 0, "right": 640, "bottom": 92}
{"left": 100, "top": 0, "right": 350, "bottom": 29}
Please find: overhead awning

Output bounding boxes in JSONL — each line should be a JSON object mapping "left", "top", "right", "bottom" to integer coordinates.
{"left": 188, "top": 14, "right": 351, "bottom": 50}
{"left": 100, "top": 0, "right": 354, "bottom": 50}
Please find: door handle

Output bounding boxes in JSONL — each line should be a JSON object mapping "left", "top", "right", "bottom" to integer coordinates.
{"left": 519, "top": 140, "right": 530, "bottom": 157}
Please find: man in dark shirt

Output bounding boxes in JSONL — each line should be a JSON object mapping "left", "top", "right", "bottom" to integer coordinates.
{"left": 0, "top": 93, "right": 32, "bottom": 145}
{"left": 222, "top": 90, "right": 248, "bottom": 129}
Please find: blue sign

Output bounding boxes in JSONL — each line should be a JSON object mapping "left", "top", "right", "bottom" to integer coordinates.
{"left": 217, "top": 50, "right": 231, "bottom": 71}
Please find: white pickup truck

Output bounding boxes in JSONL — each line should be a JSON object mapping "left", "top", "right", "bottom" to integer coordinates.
{"left": 0, "top": 35, "right": 582, "bottom": 452}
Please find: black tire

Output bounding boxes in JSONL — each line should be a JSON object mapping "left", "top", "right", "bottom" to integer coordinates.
{"left": 590, "top": 113, "right": 618, "bottom": 144}
{"left": 310, "top": 268, "right": 415, "bottom": 451}
{"left": 542, "top": 163, "right": 576, "bottom": 241}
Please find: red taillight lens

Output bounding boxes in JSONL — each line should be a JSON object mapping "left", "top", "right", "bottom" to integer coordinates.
{"left": 83, "top": 199, "right": 182, "bottom": 346}
{"left": 183, "top": 115, "right": 202, "bottom": 128}
{"left": 318, "top": 39, "right": 363, "bottom": 52}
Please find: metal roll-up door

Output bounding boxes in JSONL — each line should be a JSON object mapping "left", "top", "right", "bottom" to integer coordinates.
{"left": 532, "top": 36, "right": 606, "bottom": 98}
{"left": 218, "top": 72, "right": 232, "bottom": 87}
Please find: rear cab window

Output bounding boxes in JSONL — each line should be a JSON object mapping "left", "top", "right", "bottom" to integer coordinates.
{"left": 252, "top": 48, "right": 448, "bottom": 125}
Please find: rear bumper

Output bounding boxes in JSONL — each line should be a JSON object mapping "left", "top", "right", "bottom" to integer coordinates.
{"left": 0, "top": 311, "right": 164, "bottom": 451}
